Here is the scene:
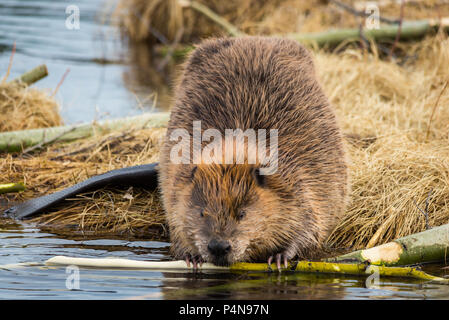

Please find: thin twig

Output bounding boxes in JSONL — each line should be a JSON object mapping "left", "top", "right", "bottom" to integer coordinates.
{"left": 358, "top": 23, "right": 368, "bottom": 53}
{"left": 178, "top": 0, "right": 244, "bottom": 37}
{"left": 424, "top": 189, "right": 432, "bottom": 216}
{"left": 425, "top": 80, "right": 449, "bottom": 141}
{"left": 128, "top": 6, "right": 170, "bottom": 45}
{"left": 2, "top": 42, "right": 16, "bottom": 83}
{"left": 355, "top": 0, "right": 449, "bottom": 9}
{"left": 157, "top": 26, "right": 184, "bottom": 71}
{"left": 329, "top": 0, "right": 401, "bottom": 24}
{"left": 52, "top": 68, "right": 70, "bottom": 96}
{"left": 21, "top": 126, "right": 77, "bottom": 155}
{"left": 413, "top": 189, "right": 433, "bottom": 230}
{"left": 388, "top": 0, "right": 406, "bottom": 60}
{"left": 358, "top": 22, "right": 394, "bottom": 57}
{"left": 52, "top": 130, "right": 133, "bottom": 160}
{"left": 51, "top": 117, "right": 155, "bottom": 160}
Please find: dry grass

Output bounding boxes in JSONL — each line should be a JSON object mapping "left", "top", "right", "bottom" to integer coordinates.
{"left": 111, "top": 0, "right": 449, "bottom": 44}
{"left": 318, "top": 35, "right": 449, "bottom": 249}
{"left": 0, "top": 80, "right": 62, "bottom": 132}
{"left": 2, "top": 34, "right": 449, "bottom": 251}
{"left": 1, "top": 127, "right": 167, "bottom": 237}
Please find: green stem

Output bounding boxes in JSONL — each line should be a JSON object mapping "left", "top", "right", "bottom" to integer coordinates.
{"left": 0, "top": 182, "right": 25, "bottom": 194}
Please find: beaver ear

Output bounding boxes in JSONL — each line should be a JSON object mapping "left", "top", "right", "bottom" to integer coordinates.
{"left": 252, "top": 168, "right": 266, "bottom": 187}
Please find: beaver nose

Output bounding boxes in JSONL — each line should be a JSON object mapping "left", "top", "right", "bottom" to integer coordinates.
{"left": 208, "top": 239, "right": 231, "bottom": 256}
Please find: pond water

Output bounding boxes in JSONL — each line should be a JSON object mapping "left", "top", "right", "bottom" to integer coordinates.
{"left": 0, "top": 0, "right": 170, "bottom": 125}
{"left": 1, "top": 218, "right": 449, "bottom": 300}
{"left": 1, "top": 0, "right": 449, "bottom": 300}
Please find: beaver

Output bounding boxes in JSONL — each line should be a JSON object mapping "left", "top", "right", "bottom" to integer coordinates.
{"left": 158, "top": 36, "right": 349, "bottom": 269}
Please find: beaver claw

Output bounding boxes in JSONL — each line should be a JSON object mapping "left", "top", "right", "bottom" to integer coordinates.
{"left": 268, "top": 253, "right": 288, "bottom": 271}
{"left": 185, "top": 255, "right": 203, "bottom": 270}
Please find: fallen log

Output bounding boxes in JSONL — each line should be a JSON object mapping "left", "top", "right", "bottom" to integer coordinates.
{"left": 155, "top": 18, "right": 449, "bottom": 59}
{"left": 286, "top": 19, "right": 449, "bottom": 47}
{"left": 0, "top": 112, "right": 170, "bottom": 152}
{"left": 326, "top": 223, "right": 449, "bottom": 266}
{"left": 12, "top": 64, "right": 48, "bottom": 86}
{"left": 354, "top": 0, "right": 449, "bottom": 10}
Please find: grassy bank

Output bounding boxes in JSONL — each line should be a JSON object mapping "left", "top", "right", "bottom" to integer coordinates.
{"left": 0, "top": 78, "right": 62, "bottom": 132}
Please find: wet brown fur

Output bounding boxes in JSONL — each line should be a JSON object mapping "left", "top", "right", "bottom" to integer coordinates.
{"left": 159, "top": 36, "right": 349, "bottom": 265}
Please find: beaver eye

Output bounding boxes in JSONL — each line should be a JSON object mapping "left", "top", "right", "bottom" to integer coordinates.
{"left": 200, "top": 209, "right": 204, "bottom": 217}
{"left": 238, "top": 210, "right": 246, "bottom": 220}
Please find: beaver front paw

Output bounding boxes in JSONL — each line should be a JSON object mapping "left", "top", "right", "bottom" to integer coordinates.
{"left": 185, "top": 254, "right": 203, "bottom": 270}
{"left": 267, "top": 253, "right": 289, "bottom": 271}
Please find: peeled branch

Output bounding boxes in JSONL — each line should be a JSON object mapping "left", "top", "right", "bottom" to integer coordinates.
{"left": 326, "top": 223, "right": 449, "bottom": 266}
{"left": 5, "top": 223, "right": 449, "bottom": 284}
{"left": 42, "top": 256, "right": 449, "bottom": 284}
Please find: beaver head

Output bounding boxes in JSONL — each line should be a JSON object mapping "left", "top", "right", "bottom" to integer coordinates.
{"left": 168, "top": 163, "right": 313, "bottom": 266}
